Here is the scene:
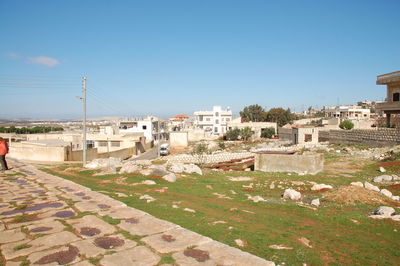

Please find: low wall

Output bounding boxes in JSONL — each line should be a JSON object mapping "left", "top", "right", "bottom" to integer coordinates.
{"left": 254, "top": 153, "right": 324, "bottom": 175}
{"left": 318, "top": 130, "right": 330, "bottom": 142}
{"left": 69, "top": 147, "right": 135, "bottom": 161}
{"left": 166, "top": 152, "right": 254, "bottom": 164}
{"left": 9, "top": 145, "right": 67, "bottom": 162}
{"left": 170, "top": 132, "right": 188, "bottom": 147}
{"left": 328, "top": 128, "right": 400, "bottom": 146}
{"left": 278, "top": 127, "right": 292, "bottom": 141}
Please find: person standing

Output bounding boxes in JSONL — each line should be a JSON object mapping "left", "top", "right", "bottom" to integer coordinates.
{"left": 0, "top": 137, "right": 9, "bottom": 171}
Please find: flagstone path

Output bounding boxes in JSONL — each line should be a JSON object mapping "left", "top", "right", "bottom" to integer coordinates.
{"left": 0, "top": 159, "right": 275, "bottom": 266}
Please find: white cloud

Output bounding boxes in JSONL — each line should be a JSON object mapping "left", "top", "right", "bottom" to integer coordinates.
{"left": 28, "top": 56, "right": 60, "bottom": 67}
{"left": 7, "top": 52, "right": 21, "bottom": 59}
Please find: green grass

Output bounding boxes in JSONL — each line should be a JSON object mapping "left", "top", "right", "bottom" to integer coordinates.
{"left": 13, "top": 244, "right": 32, "bottom": 251}
{"left": 43, "top": 154, "right": 400, "bottom": 265}
{"left": 101, "top": 215, "right": 121, "bottom": 225}
{"left": 158, "top": 254, "right": 175, "bottom": 265}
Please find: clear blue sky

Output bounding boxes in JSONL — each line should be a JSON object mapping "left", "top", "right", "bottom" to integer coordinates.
{"left": 1, "top": 0, "right": 399, "bottom": 119}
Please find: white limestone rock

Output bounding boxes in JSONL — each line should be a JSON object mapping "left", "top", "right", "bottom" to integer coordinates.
{"left": 248, "top": 195, "right": 266, "bottom": 203}
{"left": 364, "top": 182, "right": 380, "bottom": 192}
{"left": 85, "top": 157, "right": 122, "bottom": 169}
{"left": 283, "top": 189, "right": 301, "bottom": 201}
{"left": 139, "top": 194, "right": 156, "bottom": 203}
{"left": 162, "top": 173, "right": 177, "bottom": 183}
{"left": 392, "top": 196, "right": 400, "bottom": 201}
{"left": 311, "top": 184, "right": 333, "bottom": 191}
{"left": 142, "top": 180, "right": 156, "bottom": 185}
{"left": 379, "top": 167, "right": 386, "bottom": 173}
{"left": 311, "top": 198, "right": 320, "bottom": 207}
{"left": 133, "top": 160, "right": 152, "bottom": 166}
{"left": 373, "top": 175, "right": 393, "bottom": 183}
{"left": 373, "top": 206, "right": 395, "bottom": 217}
{"left": 380, "top": 189, "right": 393, "bottom": 198}
{"left": 169, "top": 163, "right": 202, "bottom": 175}
{"left": 350, "top": 182, "right": 364, "bottom": 188}
{"left": 119, "top": 163, "right": 141, "bottom": 174}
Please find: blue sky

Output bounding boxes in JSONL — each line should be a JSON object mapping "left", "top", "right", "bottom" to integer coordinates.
{"left": 0, "top": 0, "right": 399, "bottom": 119}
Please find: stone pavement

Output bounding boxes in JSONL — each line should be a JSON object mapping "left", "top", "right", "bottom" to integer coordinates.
{"left": 0, "top": 159, "right": 275, "bottom": 266}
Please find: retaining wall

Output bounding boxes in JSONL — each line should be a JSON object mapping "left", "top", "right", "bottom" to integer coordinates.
{"left": 166, "top": 152, "right": 254, "bottom": 164}
{"left": 328, "top": 128, "right": 400, "bottom": 146}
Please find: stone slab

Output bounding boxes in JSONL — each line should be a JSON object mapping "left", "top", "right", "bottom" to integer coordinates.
{"left": 100, "top": 246, "right": 160, "bottom": 266}
{"left": 118, "top": 215, "right": 177, "bottom": 236}
{"left": 67, "top": 215, "right": 116, "bottom": 238}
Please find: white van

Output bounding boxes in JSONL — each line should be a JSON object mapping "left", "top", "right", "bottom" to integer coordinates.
{"left": 159, "top": 143, "right": 170, "bottom": 156}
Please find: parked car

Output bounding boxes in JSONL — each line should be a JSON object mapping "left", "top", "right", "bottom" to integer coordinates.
{"left": 160, "top": 143, "right": 170, "bottom": 156}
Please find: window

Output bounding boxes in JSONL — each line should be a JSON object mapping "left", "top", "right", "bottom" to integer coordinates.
{"left": 142, "top": 125, "right": 147, "bottom": 130}
{"left": 199, "top": 115, "right": 203, "bottom": 121}
{"left": 111, "top": 141, "right": 120, "bottom": 147}
{"left": 206, "top": 118, "right": 211, "bottom": 121}
{"left": 304, "top": 134, "right": 312, "bottom": 142}
{"left": 99, "top": 141, "right": 107, "bottom": 147}
{"left": 215, "top": 119, "right": 219, "bottom": 124}
{"left": 226, "top": 118, "right": 230, "bottom": 121}
{"left": 394, "top": 92, "right": 400, "bottom": 102}
{"left": 215, "top": 112, "right": 219, "bottom": 116}
{"left": 214, "top": 127, "right": 218, "bottom": 133}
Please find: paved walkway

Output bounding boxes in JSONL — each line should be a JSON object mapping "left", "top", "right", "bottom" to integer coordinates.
{"left": 0, "top": 159, "right": 275, "bottom": 266}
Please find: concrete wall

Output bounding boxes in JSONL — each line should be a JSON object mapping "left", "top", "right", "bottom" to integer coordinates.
{"left": 188, "top": 130, "right": 206, "bottom": 141}
{"left": 166, "top": 152, "right": 254, "bottom": 164}
{"left": 226, "top": 122, "right": 277, "bottom": 139}
{"left": 278, "top": 127, "right": 292, "bottom": 141}
{"left": 9, "top": 144, "right": 67, "bottom": 162}
{"left": 328, "top": 128, "right": 400, "bottom": 146}
{"left": 69, "top": 147, "right": 134, "bottom": 161}
{"left": 293, "top": 127, "right": 319, "bottom": 144}
{"left": 254, "top": 153, "right": 324, "bottom": 175}
{"left": 169, "top": 132, "right": 188, "bottom": 147}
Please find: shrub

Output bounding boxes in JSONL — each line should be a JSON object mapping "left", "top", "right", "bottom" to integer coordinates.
{"left": 218, "top": 141, "right": 226, "bottom": 150}
{"left": 191, "top": 143, "right": 209, "bottom": 165}
{"left": 339, "top": 120, "right": 354, "bottom": 130}
{"left": 239, "top": 127, "right": 253, "bottom": 141}
{"left": 261, "top": 127, "right": 275, "bottom": 138}
{"left": 226, "top": 128, "right": 241, "bottom": 140}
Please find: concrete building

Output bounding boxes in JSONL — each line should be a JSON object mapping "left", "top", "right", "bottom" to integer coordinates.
{"left": 169, "top": 115, "right": 192, "bottom": 131}
{"left": 278, "top": 126, "right": 320, "bottom": 145}
{"left": 324, "top": 105, "right": 371, "bottom": 120}
{"left": 119, "top": 117, "right": 168, "bottom": 141}
{"left": 376, "top": 71, "right": 400, "bottom": 127}
{"left": 194, "top": 106, "right": 232, "bottom": 136}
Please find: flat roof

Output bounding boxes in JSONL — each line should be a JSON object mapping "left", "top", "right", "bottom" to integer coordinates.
{"left": 377, "top": 71, "right": 400, "bottom": 85}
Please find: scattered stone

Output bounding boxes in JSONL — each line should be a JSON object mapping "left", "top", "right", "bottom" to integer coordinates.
{"left": 183, "top": 248, "right": 210, "bottom": 262}
{"left": 297, "top": 237, "right": 312, "bottom": 248}
{"left": 85, "top": 157, "right": 122, "bottom": 169}
{"left": 311, "top": 184, "right": 333, "bottom": 191}
{"left": 115, "top": 192, "right": 128, "bottom": 197}
{"left": 379, "top": 167, "right": 386, "bottom": 173}
{"left": 248, "top": 195, "right": 266, "bottom": 203}
{"left": 229, "top": 177, "right": 253, "bottom": 182}
{"left": 283, "top": 189, "right": 301, "bottom": 201}
{"left": 162, "top": 173, "right": 177, "bottom": 183}
{"left": 373, "top": 175, "right": 393, "bottom": 183}
{"left": 351, "top": 219, "right": 360, "bottom": 224}
{"left": 206, "top": 185, "right": 213, "bottom": 190}
{"left": 350, "top": 182, "right": 363, "bottom": 188}
{"left": 311, "top": 198, "right": 320, "bottom": 207}
{"left": 172, "top": 204, "right": 179, "bottom": 209}
{"left": 269, "top": 244, "right": 293, "bottom": 250}
{"left": 364, "top": 182, "right": 380, "bottom": 192}
{"left": 392, "top": 196, "right": 400, "bottom": 201}
{"left": 234, "top": 239, "right": 247, "bottom": 247}
{"left": 133, "top": 160, "right": 152, "bottom": 166}
{"left": 213, "top": 193, "right": 232, "bottom": 200}
{"left": 380, "top": 189, "right": 393, "bottom": 198}
{"left": 242, "top": 183, "right": 254, "bottom": 189}
{"left": 119, "top": 164, "right": 141, "bottom": 174}
{"left": 373, "top": 206, "right": 395, "bottom": 217}
{"left": 210, "top": 220, "right": 227, "bottom": 225}
{"left": 142, "top": 180, "right": 156, "bottom": 185}
{"left": 139, "top": 194, "right": 156, "bottom": 203}
{"left": 154, "top": 187, "right": 168, "bottom": 193}
{"left": 169, "top": 163, "right": 202, "bottom": 175}
{"left": 184, "top": 208, "right": 196, "bottom": 213}
{"left": 230, "top": 190, "right": 237, "bottom": 195}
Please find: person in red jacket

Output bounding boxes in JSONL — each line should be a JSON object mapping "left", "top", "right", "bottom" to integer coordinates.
{"left": 0, "top": 137, "right": 9, "bottom": 171}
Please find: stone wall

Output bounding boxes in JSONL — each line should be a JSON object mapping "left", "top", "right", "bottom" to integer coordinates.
{"left": 278, "top": 127, "right": 292, "bottom": 141}
{"left": 327, "top": 128, "right": 400, "bottom": 146}
{"left": 165, "top": 152, "right": 254, "bottom": 164}
{"left": 318, "top": 130, "right": 330, "bottom": 142}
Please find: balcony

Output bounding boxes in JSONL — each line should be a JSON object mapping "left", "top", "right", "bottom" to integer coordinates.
{"left": 376, "top": 101, "right": 400, "bottom": 112}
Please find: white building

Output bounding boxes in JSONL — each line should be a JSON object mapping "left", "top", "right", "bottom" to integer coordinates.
{"left": 324, "top": 105, "right": 371, "bottom": 120}
{"left": 194, "top": 106, "right": 232, "bottom": 135}
{"left": 118, "top": 116, "right": 168, "bottom": 141}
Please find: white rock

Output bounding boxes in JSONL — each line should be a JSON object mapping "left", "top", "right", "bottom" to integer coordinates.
{"left": 350, "top": 182, "right": 364, "bottom": 188}
{"left": 311, "top": 198, "right": 320, "bottom": 207}
{"left": 139, "top": 194, "right": 156, "bottom": 203}
{"left": 380, "top": 189, "right": 393, "bottom": 198}
{"left": 392, "top": 196, "right": 400, "bottom": 201}
{"left": 119, "top": 163, "right": 141, "bottom": 174}
{"left": 311, "top": 184, "right": 333, "bottom": 191}
{"left": 169, "top": 163, "right": 202, "bottom": 175}
{"left": 229, "top": 177, "right": 253, "bottom": 182}
{"left": 248, "top": 195, "right": 266, "bottom": 203}
{"left": 373, "top": 206, "right": 395, "bottom": 217}
{"left": 162, "top": 173, "right": 177, "bottom": 183}
{"left": 134, "top": 160, "right": 152, "bottom": 166}
{"left": 85, "top": 157, "right": 122, "bottom": 169}
{"left": 184, "top": 208, "right": 196, "bottom": 213}
{"left": 364, "top": 182, "right": 380, "bottom": 192}
{"left": 379, "top": 167, "right": 386, "bottom": 173}
{"left": 391, "top": 215, "right": 400, "bottom": 221}
{"left": 234, "top": 239, "right": 246, "bottom": 247}
{"left": 283, "top": 189, "right": 302, "bottom": 201}
{"left": 393, "top": 175, "right": 400, "bottom": 181}
{"left": 142, "top": 180, "right": 156, "bottom": 185}
{"left": 374, "top": 175, "right": 393, "bottom": 182}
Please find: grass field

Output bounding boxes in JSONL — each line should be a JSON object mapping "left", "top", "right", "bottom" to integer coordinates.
{"left": 42, "top": 150, "right": 400, "bottom": 265}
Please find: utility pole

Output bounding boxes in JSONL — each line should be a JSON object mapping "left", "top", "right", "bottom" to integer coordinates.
{"left": 82, "top": 77, "right": 87, "bottom": 167}
{"left": 157, "top": 119, "right": 160, "bottom": 157}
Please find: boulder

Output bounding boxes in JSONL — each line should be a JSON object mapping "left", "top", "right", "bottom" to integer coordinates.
{"left": 373, "top": 175, "right": 393, "bottom": 183}
{"left": 142, "top": 180, "right": 156, "bottom": 185}
{"left": 283, "top": 189, "right": 301, "bottom": 201}
{"left": 392, "top": 196, "right": 400, "bottom": 201}
{"left": 162, "top": 173, "right": 177, "bottom": 183}
{"left": 380, "top": 189, "right": 393, "bottom": 198}
{"left": 311, "top": 184, "right": 333, "bottom": 191}
{"left": 393, "top": 175, "right": 400, "bottom": 181}
{"left": 364, "top": 182, "right": 380, "bottom": 192}
{"left": 134, "top": 160, "right": 152, "bottom": 166}
{"left": 119, "top": 163, "right": 141, "bottom": 174}
{"left": 311, "top": 198, "right": 320, "bottom": 207}
{"left": 350, "top": 182, "right": 363, "bottom": 188}
{"left": 169, "top": 163, "right": 203, "bottom": 175}
{"left": 248, "top": 195, "right": 266, "bottom": 203}
{"left": 379, "top": 167, "right": 386, "bottom": 173}
{"left": 85, "top": 157, "right": 122, "bottom": 169}
{"left": 373, "top": 206, "right": 395, "bottom": 217}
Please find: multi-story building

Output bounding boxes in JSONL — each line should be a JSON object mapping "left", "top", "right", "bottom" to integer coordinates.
{"left": 376, "top": 71, "right": 400, "bottom": 127}
{"left": 323, "top": 105, "right": 371, "bottom": 121}
{"left": 194, "top": 106, "right": 232, "bottom": 135}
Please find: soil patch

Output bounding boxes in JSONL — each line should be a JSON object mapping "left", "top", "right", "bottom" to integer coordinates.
{"left": 35, "top": 246, "right": 79, "bottom": 265}
{"left": 324, "top": 186, "right": 390, "bottom": 205}
{"left": 80, "top": 227, "right": 101, "bottom": 236}
{"left": 161, "top": 234, "right": 176, "bottom": 242}
{"left": 31, "top": 226, "right": 52, "bottom": 233}
{"left": 183, "top": 248, "right": 210, "bottom": 262}
{"left": 53, "top": 210, "right": 76, "bottom": 218}
{"left": 94, "top": 236, "right": 124, "bottom": 249}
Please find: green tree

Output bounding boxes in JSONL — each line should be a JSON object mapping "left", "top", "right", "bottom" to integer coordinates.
{"left": 261, "top": 127, "right": 275, "bottom": 138}
{"left": 239, "top": 127, "right": 253, "bottom": 141}
{"left": 240, "top": 104, "right": 267, "bottom": 122}
{"left": 265, "top": 108, "right": 295, "bottom": 127}
{"left": 226, "top": 128, "right": 241, "bottom": 140}
{"left": 191, "top": 143, "right": 209, "bottom": 165}
{"left": 339, "top": 120, "right": 354, "bottom": 130}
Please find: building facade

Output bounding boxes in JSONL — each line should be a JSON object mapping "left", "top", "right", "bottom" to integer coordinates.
{"left": 376, "top": 71, "right": 400, "bottom": 127}
{"left": 324, "top": 105, "right": 370, "bottom": 120}
{"left": 194, "top": 106, "right": 232, "bottom": 135}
